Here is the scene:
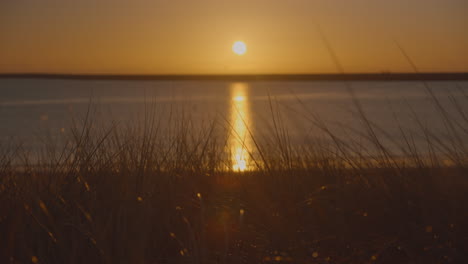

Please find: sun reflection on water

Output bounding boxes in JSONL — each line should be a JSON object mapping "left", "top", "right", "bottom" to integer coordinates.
{"left": 230, "top": 83, "right": 252, "bottom": 172}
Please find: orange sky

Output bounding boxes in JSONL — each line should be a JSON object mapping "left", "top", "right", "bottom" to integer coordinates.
{"left": 1, "top": 0, "right": 467, "bottom": 74}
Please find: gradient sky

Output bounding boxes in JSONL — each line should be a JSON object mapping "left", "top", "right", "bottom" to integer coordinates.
{"left": 1, "top": 0, "right": 467, "bottom": 74}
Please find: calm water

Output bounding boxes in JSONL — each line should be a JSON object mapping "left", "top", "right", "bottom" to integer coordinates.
{"left": 1, "top": 78, "right": 467, "bottom": 168}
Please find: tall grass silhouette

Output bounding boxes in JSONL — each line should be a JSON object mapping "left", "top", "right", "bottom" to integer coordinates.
{"left": 1, "top": 88, "right": 468, "bottom": 263}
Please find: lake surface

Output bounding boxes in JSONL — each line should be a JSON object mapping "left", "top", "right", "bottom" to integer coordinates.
{"left": 1, "top": 78, "right": 467, "bottom": 168}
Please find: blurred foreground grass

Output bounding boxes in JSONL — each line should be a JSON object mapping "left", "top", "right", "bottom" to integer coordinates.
{"left": 1, "top": 94, "right": 468, "bottom": 264}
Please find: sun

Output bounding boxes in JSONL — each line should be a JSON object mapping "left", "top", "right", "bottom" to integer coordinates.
{"left": 232, "top": 41, "right": 247, "bottom": 55}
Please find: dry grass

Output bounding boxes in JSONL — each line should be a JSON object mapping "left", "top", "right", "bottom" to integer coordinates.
{"left": 1, "top": 91, "right": 468, "bottom": 264}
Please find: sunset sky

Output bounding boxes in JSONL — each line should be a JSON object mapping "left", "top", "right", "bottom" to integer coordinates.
{"left": 1, "top": 0, "right": 467, "bottom": 74}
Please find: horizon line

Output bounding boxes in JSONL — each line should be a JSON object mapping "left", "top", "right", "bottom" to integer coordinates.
{"left": 1, "top": 72, "right": 468, "bottom": 81}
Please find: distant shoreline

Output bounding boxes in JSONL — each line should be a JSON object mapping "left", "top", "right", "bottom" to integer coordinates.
{"left": 1, "top": 72, "right": 468, "bottom": 81}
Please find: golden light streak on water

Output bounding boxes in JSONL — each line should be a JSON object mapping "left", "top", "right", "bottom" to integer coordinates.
{"left": 229, "top": 83, "right": 252, "bottom": 172}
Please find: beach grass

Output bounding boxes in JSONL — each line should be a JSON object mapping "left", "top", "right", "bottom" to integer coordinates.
{"left": 1, "top": 91, "right": 468, "bottom": 264}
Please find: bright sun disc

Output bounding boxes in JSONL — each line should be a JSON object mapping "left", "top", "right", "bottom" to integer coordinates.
{"left": 232, "top": 41, "right": 247, "bottom": 55}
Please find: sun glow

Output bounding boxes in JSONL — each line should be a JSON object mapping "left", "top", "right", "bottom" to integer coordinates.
{"left": 230, "top": 83, "right": 252, "bottom": 171}
{"left": 232, "top": 41, "right": 247, "bottom": 55}
{"left": 233, "top": 95, "right": 245, "bottom": 102}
